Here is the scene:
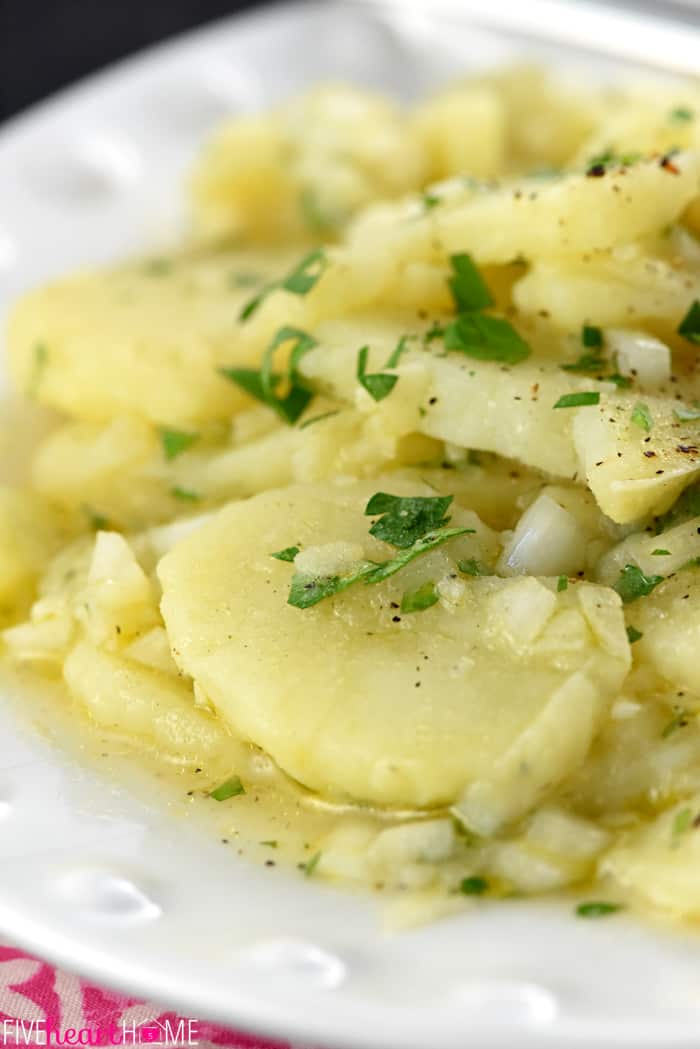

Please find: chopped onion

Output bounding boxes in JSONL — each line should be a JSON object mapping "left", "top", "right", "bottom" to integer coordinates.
{"left": 498, "top": 492, "right": 586, "bottom": 577}
{"left": 606, "top": 329, "right": 671, "bottom": 387}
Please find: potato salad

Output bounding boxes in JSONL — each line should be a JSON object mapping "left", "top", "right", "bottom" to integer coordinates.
{"left": 4, "top": 67, "right": 700, "bottom": 927}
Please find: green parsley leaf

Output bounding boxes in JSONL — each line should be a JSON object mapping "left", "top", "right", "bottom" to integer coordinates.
{"left": 209, "top": 775, "right": 246, "bottom": 801}
{"left": 287, "top": 527, "right": 474, "bottom": 609}
{"left": 302, "top": 850, "right": 322, "bottom": 877}
{"left": 298, "top": 410, "right": 341, "bottom": 430}
{"left": 260, "top": 840, "right": 278, "bottom": 848}
{"left": 83, "top": 506, "right": 110, "bottom": 532}
{"left": 385, "top": 334, "right": 413, "bottom": 369}
{"left": 271, "top": 546, "right": 300, "bottom": 562}
{"left": 626, "top": 625, "right": 643, "bottom": 644}
{"left": 424, "top": 320, "right": 446, "bottom": 343}
{"left": 221, "top": 326, "right": 317, "bottom": 424}
{"left": 143, "top": 257, "right": 172, "bottom": 276}
{"left": 561, "top": 351, "right": 605, "bottom": 373}
{"left": 299, "top": 187, "right": 334, "bottom": 234}
{"left": 459, "top": 876, "right": 489, "bottom": 896}
{"left": 422, "top": 191, "right": 441, "bottom": 211}
{"left": 672, "top": 807, "right": 693, "bottom": 839}
{"left": 457, "top": 557, "right": 490, "bottom": 576}
{"left": 159, "top": 427, "right": 199, "bottom": 461}
{"left": 607, "top": 372, "right": 633, "bottom": 389}
{"left": 239, "top": 248, "right": 328, "bottom": 321}
{"left": 171, "top": 486, "right": 200, "bottom": 503}
{"left": 651, "top": 549, "right": 671, "bottom": 556}
{"left": 357, "top": 346, "right": 398, "bottom": 402}
{"left": 631, "top": 401, "right": 653, "bottom": 432}
{"left": 447, "top": 253, "right": 494, "bottom": 312}
{"left": 365, "top": 492, "right": 453, "bottom": 548}
{"left": 662, "top": 709, "right": 690, "bottom": 739}
{"left": 557, "top": 575, "right": 568, "bottom": 592}
{"left": 674, "top": 403, "right": 700, "bottom": 422}
{"left": 582, "top": 324, "right": 603, "bottom": 349}
{"left": 400, "top": 581, "right": 439, "bottom": 613}
{"left": 443, "top": 313, "right": 531, "bottom": 363}
{"left": 28, "top": 341, "right": 49, "bottom": 396}
{"left": 670, "top": 106, "right": 694, "bottom": 123}
{"left": 613, "top": 563, "right": 664, "bottom": 603}
{"left": 553, "top": 392, "right": 600, "bottom": 408}
{"left": 576, "top": 901, "right": 624, "bottom": 918}
{"left": 678, "top": 300, "right": 700, "bottom": 344}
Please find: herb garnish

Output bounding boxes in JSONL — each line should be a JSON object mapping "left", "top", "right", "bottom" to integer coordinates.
{"left": 385, "top": 334, "right": 413, "bottom": 369}
{"left": 401, "top": 581, "right": 440, "bottom": 613}
{"left": 422, "top": 191, "right": 441, "bottom": 211}
{"left": 459, "top": 876, "right": 489, "bottom": 896}
{"left": 670, "top": 106, "right": 694, "bottom": 123}
{"left": 457, "top": 557, "right": 490, "bottom": 576}
{"left": 239, "top": 248, "right": 328, "bottom": 321}
{"left": 672, "top": 807, "right": 693, "bottom": 841}
{"left": 576, "top": 901, "right": 624, "bottom": 918}
{"left": 612, "top": 563, "right": 664, "bottom": 603}
{"left": 443, "top": 313, "right": 531, "bottom": 363}
{"left": 631, "top": 401, "right": 653, "bottom": 432}
{"left": 84, "top": 506, "right": 110, "bottom": 532}
{"left": 160, "top": 427, "right": 199, "bottom": 461}
{"left": 662, "top": 709, "right": 690, "bottom": 739}
{"left": 553, "top": 392, "right": 600, "bottom": 409}
{"left": 365, "top": 492, "right": 454, "bottom": 548}
{"left": 357, "top": 346, "right": 398, "bottom": 402}
{"left": 582, "top": 324, "right": 603, "bottom": 348}
{"left": 678, "top": 300, "right": 700, "bottom": 344}
{"left": 448, "top": 253, "right": 494, "bottom": 313}
{"left": 301, "top": 851, "right": 322, "bottom": 877}
{"left": 209, "top": 775, "right": 246, "bottom": 801}
{"left": 298, "top": 409, "right": 341, "bottom": 429}
{"left": 626, "top": 625, "right": 643, "bottom": 644}
{"left": 221, "top": 326, "right": 317, "bottom": 424}
{"left": 28, "top": 341, "right": 49, "bottom": 396}
{"left": 271, "top": 546, "right": 300, "bottom": 562}
{"left": 651, "top": 549, "right": 670, "bottom": 556}
{"left": 557, "top": 575, "right": 568, "bottom": 592}
{"left": 171, "top": 486, "right": 200, "bottom": 502}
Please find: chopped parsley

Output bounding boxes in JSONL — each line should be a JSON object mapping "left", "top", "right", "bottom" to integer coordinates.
{"left": 171, "top": 486, "right": 200, "bottom": 502}
{"left": 298, "top": 409, "right": 341, "bottom": 430}
{"left": 459, "top": 876, "right": 489, "bottom": 896}
{"left": 674, "top": 403, "right": 700, "bottom": 422}
{"left": 626, "top": 625, "right": 643, "bottom": 644}
{"left": 561, "top": 351, "right": 605, "bottom": 373}
{"left": 221, "top": 326, "right": 317, "bottom": 424}
{"left": 365, "top": 492, "right": 454, "bottom": 548}
{"left": 400, "top": 581, "right": 440, "bottom": 613}
{"left": 457, "top": 557, "right": 490, "bottom": 577}
{"left": 651, "top": 549, "right": 671, "bottom": 556}
{"left": 553, "top": 391, "right": 600, "bottom": 409}
{"left": 28, "top": 341, "right": 49, "bottom": 396}
{"left": 84, "top": 506, "right": 110, "bottom": 532}
{"left": 672, "top": 807, "right": 693, "bottom": 840}
{"left": 612, "top": 563, "right": 664, "bottom": 603}
{"left": 631, "top": 401, "right": 653, "bottom": 432}
{"left": 422, "top": 191, "right": 441, "bottom": 211}
{"left": 357, "top": 346, "right": 398, "bottom": 402}
{"left": 582, "top": 324, "right": 603, "bottom": 349}
{"left": 385, "top": 334, "right": 414, "bottom": 369}
{"left": 260, "top": 840, "right": 278, "bottom": 848}
{"left": 287, "top": 527, "right": 474, "bottom": 609}
{"left": 576, "top": 901, "right": 624, "bottom": 918}
{"left": 301, "top": 850, "right": 322, "bottom": 877}
{"left": 143, "top": 257, "right": 172, "bottom": 276}
{"left": 209, "top": 775, "right": 246, "bottom": 801}
{"left": 239, "top": 248, "right": 328, "bottom": 321}
{"left": 299, "top": 187, "right": 334, "bottom": 233}
{"left": 271, "top": 546, "right": 300, "bottom": 562}
{"left": 159, "top": 427, "right": 199, "bottom": 461}
{"left": 448, "top": 253, "right": 494, "bottom": 313}
{"left": 670, "top": 106, "right": 694, "bottom": 123}
{"left": 557, "top": 575, "right": 568, "bottom": 592}
{"left": 678, "top": 300, "right": 700, "bottom": 344}
{"left": 443, "top": 313, "right": 531, "bottom": 364}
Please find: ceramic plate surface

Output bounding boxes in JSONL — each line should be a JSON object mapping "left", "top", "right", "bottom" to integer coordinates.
{"left": 2, "top": 3, "right": 700, "bottom": 1047}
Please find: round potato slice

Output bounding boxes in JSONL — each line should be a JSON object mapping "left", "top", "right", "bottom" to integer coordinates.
{"left": 158, "top": 479, "right": 630, "bottom": 819}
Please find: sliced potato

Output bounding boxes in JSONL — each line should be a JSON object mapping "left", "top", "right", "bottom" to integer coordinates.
{"left": 631, "top": 570, "right": 700, "bottom": 696}
{"left": 0, "top": 486, "right": 73, "bottom": 617}
{"left": 159, "top": 478, "right": 629, "bottom": 821}
{"left": 7, "top": 248, "right": 299, "bottom": 426}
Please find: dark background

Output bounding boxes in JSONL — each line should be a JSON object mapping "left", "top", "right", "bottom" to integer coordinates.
{"left": 0, "top": 0, "right": 266, "bottom": 122}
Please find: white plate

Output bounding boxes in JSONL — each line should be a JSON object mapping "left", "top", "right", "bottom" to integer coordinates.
{"left": 2, "top": 3, "right": 700, "bottom": 1047}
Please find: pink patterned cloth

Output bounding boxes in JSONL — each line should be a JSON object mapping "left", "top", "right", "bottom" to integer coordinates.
{"left": 0, "top": 946, "right": 290, "bottom": 1048}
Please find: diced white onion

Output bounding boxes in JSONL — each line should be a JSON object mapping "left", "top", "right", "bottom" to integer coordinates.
{"left": 498, "top": 493, "right": 586, "bottom": 577}
{"left": 606, "top": 329, "right": 671, "bottom": 387}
